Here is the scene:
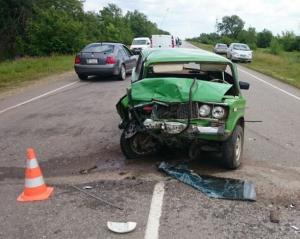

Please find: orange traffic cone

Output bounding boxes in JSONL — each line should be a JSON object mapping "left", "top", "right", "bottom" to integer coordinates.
{"left": 17, "top": 148, "right": 53, "bottom": 202}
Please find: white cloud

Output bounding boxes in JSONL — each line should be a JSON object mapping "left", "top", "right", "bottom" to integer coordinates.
{"left": 83, "top": 0, "right": 300, "bottom": 38}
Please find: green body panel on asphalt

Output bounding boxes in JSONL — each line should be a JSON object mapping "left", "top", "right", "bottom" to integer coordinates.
{"left": 117, "top": 48, "right": 246, "bottom": 141}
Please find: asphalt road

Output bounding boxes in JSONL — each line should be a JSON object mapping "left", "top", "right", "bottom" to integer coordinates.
{"left": 0, "top": 42, "right": 299, "bottom": 239}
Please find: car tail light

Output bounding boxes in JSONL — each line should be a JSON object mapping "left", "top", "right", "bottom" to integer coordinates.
{"left": 143, "top": 105, "right": 153, "bottom": 113}
{"left": 106, "top": 56, "right": 116, "bottom": 64}
{"left": 75, "top": 55, "right": 80, "bottom": 64}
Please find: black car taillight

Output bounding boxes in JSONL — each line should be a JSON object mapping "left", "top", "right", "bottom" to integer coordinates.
{"left": 75, "top": 55, "right": 80, "bottom": 64}
{"left": 105, "top": 56, "right": 116, "bottom": 64}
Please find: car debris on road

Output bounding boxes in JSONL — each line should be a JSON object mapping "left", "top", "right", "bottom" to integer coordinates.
{"left": 71, "top": 185, "right": 123, "bottom": 210}
{"left": 158, "top": 161, "right": 256, "bottom": 201}
{"left": 107, "top": 221, "right": 137, "bottom": 234}
{"left": 270, "top": 209, "right": 280, "bottom": 223}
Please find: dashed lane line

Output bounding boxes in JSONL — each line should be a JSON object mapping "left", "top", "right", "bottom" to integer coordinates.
{"left": 238, "top": 68, "right": 300, "bottom": 101}
{"left": 0, "top": 81, "right": 79, "bottom": 115}
{"left": 144, "top": 181, "right": 165, "bottom": 239}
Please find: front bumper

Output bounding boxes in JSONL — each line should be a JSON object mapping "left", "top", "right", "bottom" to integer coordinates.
{"left": 215, "top": 50, "right": 227, "bottom": 54}
{"left": 74, "top": 64, "right": 119, "bottom": 76}
{"left": 231, "top": 55, "right": 252, "bottom": 61}
{"left": 143, "top": 119, "right": 225, "bottom": 135}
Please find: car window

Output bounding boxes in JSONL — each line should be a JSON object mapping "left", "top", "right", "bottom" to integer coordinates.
{"left": 82, "top": 44, "right": 114, "bottom": 53}
{"left": 146, "top": 62, "right": 232, "bottom": 84}
{"left": 233, "top": 44, "right": 250, "bottom": 51}
{"left": 122, "top": 46, "right": 133, "bottom": 57}
{"left": 132, "top": 39, "right": 147, "bottom": 45}
{"left": 119, "top": 48, "right": 127, "bottom": 58}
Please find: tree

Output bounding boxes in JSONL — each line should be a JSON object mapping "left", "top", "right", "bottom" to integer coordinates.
{"left": 237, "top": 27, "right": 257, "bottom": 49}
{"left": 0, "top": 1, "right": 170, "bottom": 59}
{"left": 99, "top": 4, "right": 133, "bottom": 44}
{"left": 125, "top": 10, "right": 169, "bottom": 38}
{"left": 269, "top": 38, "right": 282, "bottom": 55}
{"left": 0, "top": 0, "right": 34, "bottom": 59}
{"left": 280, "top": 31, "right": 297, "bottom": 51}
{"left": 23, "top": 7, "right": 85, "bottom": 55}
{"left": 257, "top": 29, "right": 273, "bottom": 48}
{"left": 217, "top": 15, "right": 245, "bottom": 39}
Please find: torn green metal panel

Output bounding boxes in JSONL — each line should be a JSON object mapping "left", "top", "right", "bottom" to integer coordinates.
{"left": 158, "top": 162, "right": 256, "bottom": 201}
{"left": 131, "top": 78, "right": 232, "bottom": 103}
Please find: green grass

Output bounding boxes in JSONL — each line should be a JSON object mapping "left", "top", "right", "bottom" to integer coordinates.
{"left": 190, "top": 42, "right": 213, "bottom": 51}
{"left": 0, "top": 55, "right": 74, "bottom": 91}
{"left": 189, "top": 41, "right": 300, "bottom": 89}
{"left": 240, "top": 49, "right": 300, "bottom": 88}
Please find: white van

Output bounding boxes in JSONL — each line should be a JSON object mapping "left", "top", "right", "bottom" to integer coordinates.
{"left": 130, "top": 37, "right": 151, "bottom": 55}
{"left": 151, "top": 35, "right": 175, "bottom": 48}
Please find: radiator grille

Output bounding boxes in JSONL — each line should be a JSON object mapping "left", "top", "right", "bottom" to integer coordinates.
{"left": 154, "top": 103, "right": 199, "bottom": 119}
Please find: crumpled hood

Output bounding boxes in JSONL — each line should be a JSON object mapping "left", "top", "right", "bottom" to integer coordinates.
{"left": 131, "top": 78, "right": 233, "bottom": 103}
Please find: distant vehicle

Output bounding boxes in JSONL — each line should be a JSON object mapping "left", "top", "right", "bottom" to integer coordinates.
{"left": 213, "top": 43, "right": 228, "bottom": 54}
{"left": 227, "top": 43, "right": 252, "bottom": 62}
{"left": 130, "top": 37, "right": 151, "bottom": 55}
{"left": 74, "top": 43, "right": 137, "bottom": 81}
{"left": 174, "top": 36, "right": 182, "bottom": 47}
{"left": 151, "top": 34, "right": 175, "bottom": 48}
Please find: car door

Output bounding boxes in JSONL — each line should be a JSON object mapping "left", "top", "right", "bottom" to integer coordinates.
{"left": 122, "top": 45, "right": 136, "bottom": 71}
{"left": 227, "top": 44, "right": 233, "bottom": 58}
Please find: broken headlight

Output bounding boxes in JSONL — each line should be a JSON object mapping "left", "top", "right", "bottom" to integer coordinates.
{"left": 212, "top": 106, "right": 226, "bottom": 119}
{"left": 199, "top": 104, "right": 211, "bottom": 117}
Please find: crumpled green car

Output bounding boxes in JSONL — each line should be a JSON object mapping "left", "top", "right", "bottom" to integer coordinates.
{"left": 116, "top": 48, "right": 250, "bottom": 169}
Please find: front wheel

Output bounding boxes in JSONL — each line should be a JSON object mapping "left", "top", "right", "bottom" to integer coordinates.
{"left": 222, "top": 124, "right": 244, "bottom": 169}
{"left": 120, "top": 131, "right": 161, "bottom": 159}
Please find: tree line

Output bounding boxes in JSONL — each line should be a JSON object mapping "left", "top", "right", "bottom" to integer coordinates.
{"left": 188, "top": 15, "right": 300, "bottom": 54}
{"left": 0, "top": 0, "right": 169, "bottom": 60}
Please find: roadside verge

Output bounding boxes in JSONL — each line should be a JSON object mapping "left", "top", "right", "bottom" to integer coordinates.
{"left": 0, "top": 55, "right": 74, "bottom": 92}
{"left": 188, "top": 41, "right": 300, "bottom": 89}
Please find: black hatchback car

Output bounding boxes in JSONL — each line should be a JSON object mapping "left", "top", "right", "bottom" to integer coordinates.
{"left": 74, "top": 43, "right": 137, "bottom": 80}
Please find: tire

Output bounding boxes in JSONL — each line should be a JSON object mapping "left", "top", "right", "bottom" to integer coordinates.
{"left": 120, "top": 131, "right": 160, "bottom": 159}
{"left": 77, "top": 74, "right": 88, "bottom": 80}
{"left": 222, "top": 124, "right": 244, "bottom": 169}
{"left": 118, "top": 64, "right": 126, "bottom": 81}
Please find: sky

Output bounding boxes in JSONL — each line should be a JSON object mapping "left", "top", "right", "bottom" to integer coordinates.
{"left": 83, "top": 0, "right": 300, "bottom": 39}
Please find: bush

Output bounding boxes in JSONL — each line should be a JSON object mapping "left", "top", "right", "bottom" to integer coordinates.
{"left": 269, "top": 39, "right": 282, "bottom": 55}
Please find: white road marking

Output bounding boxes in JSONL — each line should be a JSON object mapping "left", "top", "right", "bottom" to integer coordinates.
{"left": 144, "top": 181, "right": 165, "bottom": 239}
{"left": 238, "top": 68, "right": 300, "bottom": 101}
{"left": 0, "top": 81, "right": 79, "bottom": 115}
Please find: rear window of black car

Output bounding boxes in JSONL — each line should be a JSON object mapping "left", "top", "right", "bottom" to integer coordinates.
{"left": 82, "top": 44, "right": 114, "bottom": 53}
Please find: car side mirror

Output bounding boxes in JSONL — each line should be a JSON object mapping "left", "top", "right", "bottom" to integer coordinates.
{"left": 147, "top": 42, "right": 150, "bottom": 45}
{"left": 239, "top": 81, "right": 250, "bottom": 90}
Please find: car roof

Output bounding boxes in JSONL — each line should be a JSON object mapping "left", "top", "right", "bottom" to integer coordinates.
{"left": 142, "top": 48, "right": 231, "bottom": 64}
{"left": 87, "top": 42, "right": 123, "bottom": 46}
{"left": 133, "top": 37, "right": 150, "bottom": 40}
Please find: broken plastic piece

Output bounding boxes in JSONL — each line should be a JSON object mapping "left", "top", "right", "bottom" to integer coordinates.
{"left": 291, "top": 226, "right": 299, "bottom": 231}
{"left": 158, "top": 162, "right": 256, "bottom": 201}
{"left": 107, "top": 221, "right": 137, "bottom": 234}
{"left": 83, "top": 186, "right": 93, "bottom": 190}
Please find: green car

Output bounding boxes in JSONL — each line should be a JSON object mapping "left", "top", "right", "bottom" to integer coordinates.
{"left": 116, "top": 48, "right": 250, "bottom": 169}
